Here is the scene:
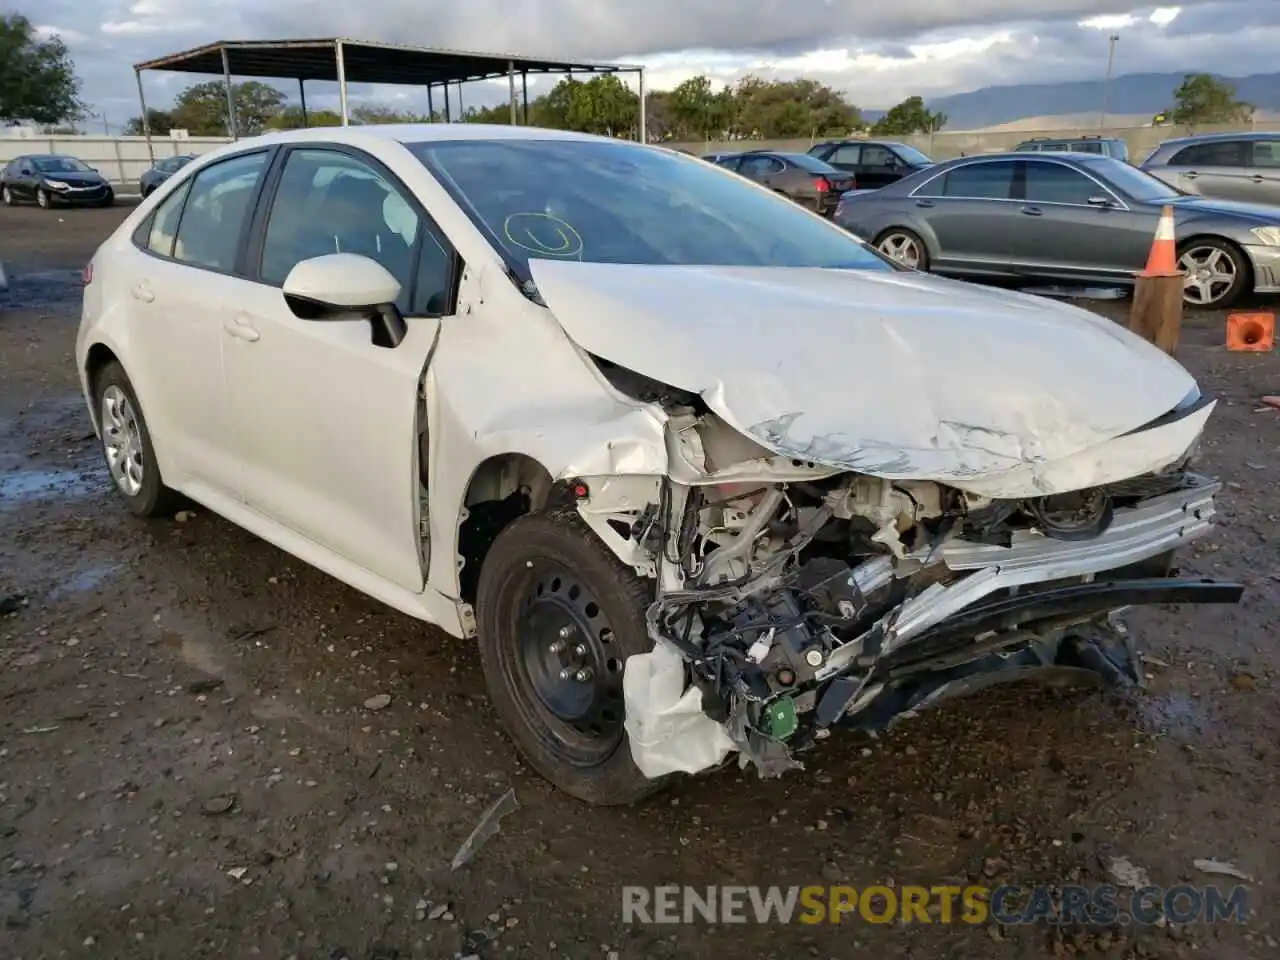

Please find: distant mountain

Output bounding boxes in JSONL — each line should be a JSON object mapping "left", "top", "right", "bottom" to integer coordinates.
{"left": 925, "top": 71, "right": 1280, "bottom": 131}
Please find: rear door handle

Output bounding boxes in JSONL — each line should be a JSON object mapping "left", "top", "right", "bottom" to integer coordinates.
{"left": 223, "top": 315, "right": 260, "bottom": 342}
{"left": 1021, "top": 205, "right": 1043, "bottom": 216}
{"left": 131, "top": 282, "right": 154, "bottom": 303}
{"left": 915, "top": 199, "right": 935, "bottom": 208}
{"left": 1250, "top": 175, "right": 1266, "bottom": 183}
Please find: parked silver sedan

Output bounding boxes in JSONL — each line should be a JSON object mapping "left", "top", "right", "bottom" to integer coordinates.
{"left": 1141, "top": 132, "right": 1280, "bottom": 206}
{"left": 835, "top": 152, "right": 1280, "bottom": 309}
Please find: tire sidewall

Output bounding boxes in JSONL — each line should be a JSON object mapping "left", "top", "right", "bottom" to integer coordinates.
{"left": 37, "top": 189, "right": 50, "bottom": 209}
{"left": 92, "top": 362, "right": 172, "bottom": 517}
{"left": 1180, "top": 239, "right": 1247, "bottom": 309}
{"left": 475, "top": 511, "right": 664, "bottom": 805}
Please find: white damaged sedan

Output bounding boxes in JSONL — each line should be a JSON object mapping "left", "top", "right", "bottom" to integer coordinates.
{"left": 77, "top": 124, "right": 1242, "bottom": 804}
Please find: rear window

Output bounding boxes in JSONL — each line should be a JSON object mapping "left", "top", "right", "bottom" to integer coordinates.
{"left": 1169, "top": 141, "right": 1248, "bottom": 167}
{"left": 407, "top": 138, "right": 893, "bottom": 283}
{"left": 777, "top": 153, "right": 841, "bottom": 174}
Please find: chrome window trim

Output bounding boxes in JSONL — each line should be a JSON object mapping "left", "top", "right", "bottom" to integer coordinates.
{"left": 908, "top": 156, "right": 1129, "bottom": 210}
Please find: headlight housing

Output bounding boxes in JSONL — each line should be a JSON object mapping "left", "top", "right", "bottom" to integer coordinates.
{"left": 44, "top": 179, "right": 69, "bottom": 190}
{"left": 1249, "top": 226, "right": 1280, "bottom": 246}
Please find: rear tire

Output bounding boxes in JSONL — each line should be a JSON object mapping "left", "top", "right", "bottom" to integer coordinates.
{"left": 874, "top": 227, "right": 930, "bottom": 270}
{"left": 475, "top": 510, "right": 667, "bottom": 806}
{"left": 92, "top": 361, "right": 181, "bottom": 518}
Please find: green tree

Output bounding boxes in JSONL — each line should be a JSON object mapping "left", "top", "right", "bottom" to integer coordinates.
{"left": 166, "top": 80, "right": 287, "bottom": 135}
{"left": 264, "top": 106, "right": 344, "bottom": 129}
{"left": 669, "top": 75, "right": 730, "bottom": 140}
{"left": 563, "top": 75, "right": 638, "bottom": 136}
{"left": 350, "top": 103, "right": 430, "bottom": 124}
{"left": 0, "top": 14, "right": 83, "bottom": 124}
{"left": 125, "top": 109, "right": 175, "bottom": 136}
{"left": 1169, "top": 73, "right": 1252, "bottom": 127}
{"left": 871, "top": 96, "right": 946, "bottom": 135}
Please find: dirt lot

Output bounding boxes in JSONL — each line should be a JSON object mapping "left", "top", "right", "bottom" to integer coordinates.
{"left": 1, "top": 203, "right": 1278, "bottom": 960}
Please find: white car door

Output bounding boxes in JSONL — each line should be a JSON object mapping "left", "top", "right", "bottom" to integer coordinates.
{"left": 221, "top": 145, "right": 457, "bottom": 592}
{"left": 123, "top": 149, "right": 271, "bottom": 499}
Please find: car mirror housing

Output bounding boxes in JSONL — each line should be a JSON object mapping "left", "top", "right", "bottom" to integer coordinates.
{"left": 282, "top": 253, "right": 407, "bottom": 348}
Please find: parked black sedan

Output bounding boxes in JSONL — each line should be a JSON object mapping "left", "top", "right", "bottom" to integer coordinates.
{"left": 1, "top": 154, "right": 114, "bottom": 209}
{"left": 807, "top": 139, "right": 934, "bottom": 188}
{"left": 139, "top": 154, "right": 197, "bottom": 197}
{"left": 714, "top": 151, "right": 854, "bottom": 216}
{"left": 835, "top": 152, "right": 1280, "bottom": 309}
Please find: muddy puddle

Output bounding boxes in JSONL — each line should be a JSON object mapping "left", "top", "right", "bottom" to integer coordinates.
{"left": 0, "top": 464, "right": 103, "bottom": 505}
{"left": 0, "top": 267, "right": 84, "bottom": 310}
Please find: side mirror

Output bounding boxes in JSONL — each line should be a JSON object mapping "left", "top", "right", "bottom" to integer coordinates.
{"left": 282, "top": 253, "right": 407, "bottom": 348}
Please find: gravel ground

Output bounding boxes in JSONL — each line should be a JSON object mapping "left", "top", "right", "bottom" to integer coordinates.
{"left": 1, "top": 204, "right": 1278, "bottom": 960}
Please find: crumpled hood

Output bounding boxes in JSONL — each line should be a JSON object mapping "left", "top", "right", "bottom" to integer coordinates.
{"left": 529, "top": 260, "right": 1199, "bottom": 487}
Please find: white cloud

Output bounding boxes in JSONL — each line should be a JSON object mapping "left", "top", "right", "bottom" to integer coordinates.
{"left": 8, "top": 0, "right": 1278, "bottom": 127}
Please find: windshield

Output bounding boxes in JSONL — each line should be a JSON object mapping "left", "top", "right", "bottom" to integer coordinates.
{"left": 33, "top": 156, "right": 92, "bottom": 174}
{"left": 894, "top": 144, "right": 933, "bottom": 165}
{"left": 1091, "top": 157, "right": 1181, "bottom": 202}
{"left": 407, "top": 139, "right": 893, "bottom": 283}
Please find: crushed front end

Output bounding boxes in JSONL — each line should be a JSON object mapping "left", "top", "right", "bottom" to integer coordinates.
{"left": 572, "top": 402, "right": 1244, "bottom": 781}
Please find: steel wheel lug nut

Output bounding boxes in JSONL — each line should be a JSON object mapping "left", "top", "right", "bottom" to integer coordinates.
{"left": 549, "top": 639, "right": 566, "bottom": 654}
{"left": 574, "top": 667, "right": 593, "bottom": 682}
{"left": 559, "top": 668, "right": 573, "bottom": 680}
{"left": 574, "top": 643, "right": 587, "bottom": 656}
{"left": 557, "top": 625, "right": 574, "bottom": 639}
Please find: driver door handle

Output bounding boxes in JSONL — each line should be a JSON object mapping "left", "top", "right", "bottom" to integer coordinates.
{"left": 1250, "top": 175, "right": 1266, "bottom": 183}
{"left": 131, "top": 282, "right": 154, "bottom": 303}
{"left": 1021, "top": 205, "right": 1043, "bottom": 216}
{"left": 223, "top": 315, "right": 260, "bottom": 342}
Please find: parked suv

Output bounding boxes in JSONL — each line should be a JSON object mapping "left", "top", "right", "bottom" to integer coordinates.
{"left": 806, "top": 140, "right": 934, "bottom": 188}
{"left": 1014, "top": 136, "right": 1129, "bottom": 162}
{"left": 1140, "top": 132, "right": 1280, "bottom": 206}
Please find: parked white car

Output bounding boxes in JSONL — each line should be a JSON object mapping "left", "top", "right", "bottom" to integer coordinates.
{"left": 77, "top": 124, "right": 1241, "bottom": 805}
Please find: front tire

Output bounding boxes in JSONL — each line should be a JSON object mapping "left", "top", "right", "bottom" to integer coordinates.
{"left": 1, "top": 184, "right": 13, "bottom": 206}
{"left": 92, "top": 361, "right": 180, "bottom": 518}
{"left": 99, "top": 189, "right": 115, "bottom": 207}
{"left": 36, "top": 188, "right": 51, "bottom": 209}
{"left": 1179, "top": 238, "right": 1248, "bottom": 309}
{"left": 476, "top": 510, "right": 665, "bottom": 805}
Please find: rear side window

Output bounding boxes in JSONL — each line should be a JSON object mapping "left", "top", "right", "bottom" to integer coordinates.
{"left": 173, "top": 152, "right": 268, "bottom": 272}
{"left": 1169, "top": 141, "right": 1248, "bottom": 167}
{"left": 146, "top": 181, "right": 192, "bottom": 257}
{"left": 829, "top": 144, "right": 862, "bottom": 164}
{"left": 926, "top": 161, "right": 1016, "bottom": 199}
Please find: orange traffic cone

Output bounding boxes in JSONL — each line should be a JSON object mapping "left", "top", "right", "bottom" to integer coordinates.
{"left": 1226, "top": 312, "right": 1275, "bottom": 352}
{"left": 1139, "top": 205, "right": 1180, "bottom": 277}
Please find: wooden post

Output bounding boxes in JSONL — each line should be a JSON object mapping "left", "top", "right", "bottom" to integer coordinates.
{"left": 1129, "top": 275, "right": 1183, "bottom": 355}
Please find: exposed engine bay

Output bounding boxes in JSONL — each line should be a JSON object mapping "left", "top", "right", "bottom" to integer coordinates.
{"left": 571, "top": 380, "right": 1244, "bottom": 780}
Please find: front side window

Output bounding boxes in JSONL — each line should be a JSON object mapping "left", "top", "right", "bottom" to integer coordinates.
{"left": 259, "top": 148, "right": 454, "bottom": 316}
{"left": 861, "top": 145, "right": 895, "bottom": 167}
{"left": 925, "top": 161, "right": 1016, "bottom": 199}
{"left": 1252, "top": 141, "right": 1280, "bottom": 168}
{"left": 1024, "top": 161, "right": 1100, "bottom": 205}
{"left": 408, "top": 138, "right": 893, "bottom": 283}
{"left": 173, "top": 151, "right": 268, "bottom": 272}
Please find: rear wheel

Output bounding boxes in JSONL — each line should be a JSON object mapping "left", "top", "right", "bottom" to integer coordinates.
{"left": 875, "top": 227, "right": 929, "bottom": 270}
{"left": 476, "top": 510, "right": 665, "bottom": 805}
{"left": 92, "top": 361, "right": 181, "bottom": 518}
{"left": 1179, "top": 238, "right": 1248, "bottom": 309}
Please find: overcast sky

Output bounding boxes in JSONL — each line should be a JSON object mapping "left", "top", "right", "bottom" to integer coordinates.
{"left": 13, "top": 1, "right": 1280, "bottom": 129}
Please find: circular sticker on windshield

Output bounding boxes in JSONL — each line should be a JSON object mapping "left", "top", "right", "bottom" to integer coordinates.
{"left": 503, "top": 212, "right": 584, "bottom": 259}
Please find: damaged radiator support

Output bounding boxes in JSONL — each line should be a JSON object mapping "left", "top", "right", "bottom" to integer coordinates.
{"left": 630, "top": 472, "right": 1244, "bottom": 780}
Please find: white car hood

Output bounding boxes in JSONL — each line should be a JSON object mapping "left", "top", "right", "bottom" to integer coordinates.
{"left": 529, "top": 260, "right": 1201, "bottom": 493}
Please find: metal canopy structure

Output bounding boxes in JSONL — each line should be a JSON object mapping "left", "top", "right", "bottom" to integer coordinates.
{"left": 132, "top": 37, "right": 647, "bottom": 163}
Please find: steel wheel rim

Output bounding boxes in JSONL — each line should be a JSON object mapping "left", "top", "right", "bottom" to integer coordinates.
{"left": 879, "top": 233, "right": 921, "bottom": 268}
{"left": 101, "top": 385, "right": 145, "bottom": 497}
{"left": 516, "top": 561, "right": 626, "bottom": 761}
{"left": 1179, "top": 245, "right": 1236, "bottom": 306}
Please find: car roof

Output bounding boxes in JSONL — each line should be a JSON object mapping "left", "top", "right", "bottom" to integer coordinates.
{"left": 243, "top": 123, "right": 624, "bottom": 150}
{"left": 1154, "top": 130, "right": 1280, "bottom": 146}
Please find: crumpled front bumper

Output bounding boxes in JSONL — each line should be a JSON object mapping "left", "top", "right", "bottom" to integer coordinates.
{"left": 624, "top": 475, "right": 1243, "bottom": 780}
